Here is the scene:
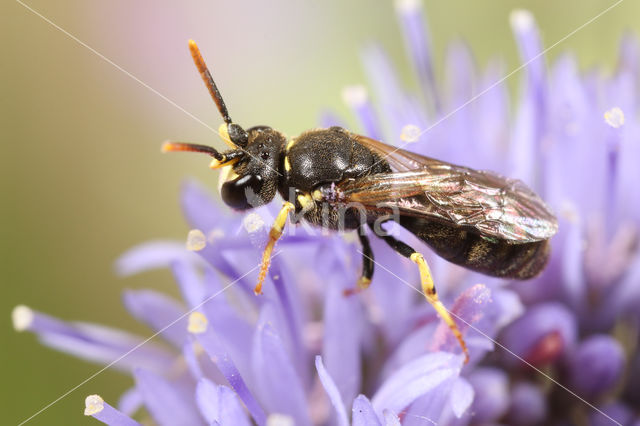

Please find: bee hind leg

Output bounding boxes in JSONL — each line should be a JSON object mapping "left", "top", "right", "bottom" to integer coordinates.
{"left": 374, "top": 229, "right": 469, "bottom": 363}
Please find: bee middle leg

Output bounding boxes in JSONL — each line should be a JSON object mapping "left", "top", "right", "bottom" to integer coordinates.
{"left": 345, "top": 226, "right": 374, "bottom": 296}
{"left": 373, "top": 228, "right": 469, "bottom": 362}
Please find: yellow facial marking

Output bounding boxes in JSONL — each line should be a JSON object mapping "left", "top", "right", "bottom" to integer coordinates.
{"left": 286, "top": 138, "right": 296, "bottom": 152}
{"left": 284, "top": 155, "right": 291, "bottom": 172}
{"left": 218, "top": 123, "right": 235, "bottom": 148}
{"left": 209, "top": 157, "right": 239, "bottom": 169}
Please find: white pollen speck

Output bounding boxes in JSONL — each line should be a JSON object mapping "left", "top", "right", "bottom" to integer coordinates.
{"left": 604, "top": 107, "right": 625, "bottom": 128}
{"left": 341, "top": 85, "right": 368, "bottom": 107}
{"left": 207, "top": 228, "right": 225, "bottom": 243}
{"left": 400, "top": 124, "right": 421, "bottom": 142}
{"left": 243, "top": 213, "right": 265, "bottom": 234}
{"left": 186, "top": 229, "right": 206, "bottom": 251}
{"left": 560, "top": 200, "right": 579, "bottom": 223}
{"left": 394, "top": 0, "right": 421, "bottom": 13}
{"left": 12, "top": 305, "right": 34, "bottom": 332}
{"left": 84, "top": 394, "right": 104, "bottom": 416}
{"left": 267, "top": 414, "right": 295, "bottom": 426}
{"left": 188, "top": 311, "right": 208, "bottom": 334}
{"left": 510, "top": 9, "right": 534, "bottom": 32}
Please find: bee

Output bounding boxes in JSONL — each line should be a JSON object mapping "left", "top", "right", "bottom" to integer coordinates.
{"left": 163, "top": 40, "right": 559, "bottom": 361}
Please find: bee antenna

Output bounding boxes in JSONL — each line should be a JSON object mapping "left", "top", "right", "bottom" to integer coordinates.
{"left": 188, "top": 40, "right": 232, "bottom": 125}
{"left": 161, "top": 141, "right": 224, "bottom": 161}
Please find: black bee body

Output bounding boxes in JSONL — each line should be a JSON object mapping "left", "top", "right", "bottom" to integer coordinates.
{"left": 212, "top": 124, "right": 552, "bottom": 280}
{"left": 164, "top": 40, "right": 559, "bottom": 361}
{"left": 268, "top": 125, "right": 548, "bottom": 280}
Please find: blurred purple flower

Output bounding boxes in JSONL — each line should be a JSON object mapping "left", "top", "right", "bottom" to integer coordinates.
{"left": 13, "top": 0, "right": 640, "bottom": 425}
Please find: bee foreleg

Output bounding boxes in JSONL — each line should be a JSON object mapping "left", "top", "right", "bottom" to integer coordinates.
{"left": 374, "top": 230, "right": 469, "bottom": 363}
{"left": 255, "top": 201, "right": 295, "bottom": 295}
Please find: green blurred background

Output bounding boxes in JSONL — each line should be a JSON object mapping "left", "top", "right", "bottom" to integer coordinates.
{"left": 2, "top": 0, "right": 638, "bottom": 423}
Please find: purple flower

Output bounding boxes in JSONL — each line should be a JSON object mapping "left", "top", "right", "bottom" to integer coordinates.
{"left": 568, "top": 335, "right": 625, "bottom": 398}
{"left": 14, "top": 178, "right": 493, "bottom": 425}
{"left": 13, "top": 1, "right": 640, "bottom": 425}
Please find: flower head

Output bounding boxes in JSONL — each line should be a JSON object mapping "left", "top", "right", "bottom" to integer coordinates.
{"left": 14, "top": 1, "right": 640, "bottom": 425}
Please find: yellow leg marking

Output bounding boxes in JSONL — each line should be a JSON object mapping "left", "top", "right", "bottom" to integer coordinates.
{"left": 410, "top": 252, "right": 469, "bottom": 363}
{"left": 255, "top": 202, "right": 295, "bottom": 295}
{"left": 358, "top": 276, "right": 371, "bottom": 289}
{"left": 343, "top": 276, "right": 371, "bottom": 297}
{"left": 296, "top": 193, "right": 316, "bottom": 214}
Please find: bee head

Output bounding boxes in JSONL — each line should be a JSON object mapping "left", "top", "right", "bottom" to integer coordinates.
{"left": 163, "top": 40, "right": 286, "bottom": 211}
{"left": 217, "top": 125, "right": 285, "bottom": 210}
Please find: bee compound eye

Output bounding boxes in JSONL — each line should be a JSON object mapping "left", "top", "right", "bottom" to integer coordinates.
{"left": 220, "top": 174, "right": 264, "bottom": 210}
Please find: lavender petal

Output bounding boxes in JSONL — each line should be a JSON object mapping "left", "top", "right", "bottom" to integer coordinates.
{"left": 590, "top": 402, "right": 633, "bottom": 426}
{"left": 192, "top": 318, "right": 266, "bottom": 426}
{"left": 560, "top": 219, "right": 587, "bottom": 311}
{"left": 322, "top": 266, "right": 364, "bottom": 408}
{"left": 383, "top": 410, "right": 402, "bottom": 426}
{"left": 270, "top": 258, "right": 307, "bottom": 384}
{"left": 182, "top": 341, "right": 204, "bottom": 380}
{"left": 500, "top": 302, "right": 577, "bottom": 366}
{"left": 569, "top": 334, "right": 625, "bottom": 397}
{"left": 395, "top": 0, "right": 439, "bottom": 113}
{"left": 180, "top": 179, "right": 228, "bottom": 233}
{"left": 342, "top": 85, "right": 383, "bottom": 140}
{"left": 195, "top": 378, "right": 252, "bottom": 426}
{"left": 509, "top": 9, "right": 546, "bottom": 186}
{"left": 510, "top": 9, "right": 546, "bottom": 97}
{"left": 252, "top": 312, "right": 311, "bottom": 426}
{"left": 449, "top": 377, "right": 474, "bottom": 418}
{"left": 84, "top": 395, "right": 140, "bottom": 426}
{"left": 319, "top": 110, "right": 347, "bottom": 128}
{"left": 117, "top": 387, "right": 143, "bottom": 417}
{"left": 491, "top": 289, "right": 524, "bottom": 329}
{"left": 122, "top": 289, "right": 187, "bottom": 348}
{"left": 115, "top": 241, "right": 204, "bottom": 276}
{"left": 315, "top": 356, "right": 349, "bottom": 426}
{"left": 133, "top": 368, "right": 204, "bottom": 426}
{"left": 171, "top": 260, "right": 206, "bottom": 308}
{"left": 506, "top": 382, "right": 547, "bottom": 426}
{"left": 352, "top": 395, "right": 383, "bottom": 426}
{"left": 371, "top": 352, "right": 463, "bottom": 416}
{"left": 467, "top": 367, "right": 510, "bottom": 423}
{"left": 12, "top": 305, "right": 174, "bottom": 373}
{"left": 429, "top": 284, "right": 493, "bottom": 358}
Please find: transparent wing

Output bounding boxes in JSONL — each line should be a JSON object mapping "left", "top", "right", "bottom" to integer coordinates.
{"left": 336, "top": 134, "right": 558, "bottom": 242}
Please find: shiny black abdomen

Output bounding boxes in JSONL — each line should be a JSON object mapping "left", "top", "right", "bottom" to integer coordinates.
{"left": 400, "top": 216, "right": 550, "bottom": 279}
